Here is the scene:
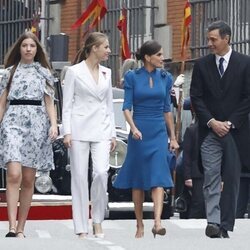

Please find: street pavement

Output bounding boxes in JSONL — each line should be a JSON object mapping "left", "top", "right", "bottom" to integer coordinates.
{"left": 0, "top": 217, "right": 249, "bottom": 250}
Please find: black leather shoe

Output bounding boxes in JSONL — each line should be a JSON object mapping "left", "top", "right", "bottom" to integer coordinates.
{"left": 220, "top": 228, "right": 229, "bottom": 238}
{"left": 5, "top": 232, "right": 16, "bottom": 237}
{"left": 205, "top": 223, "right": 221, "bottom": 238}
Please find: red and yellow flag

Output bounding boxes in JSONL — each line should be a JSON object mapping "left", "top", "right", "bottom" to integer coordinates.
{"left": 180, "top": 1, "right": 191, "bottom": 58}
{"left": 71, "top": 0, "right": 107, "bottom": 31}
{"left": 117, "top": 7, "right": 131, "bottom": 60}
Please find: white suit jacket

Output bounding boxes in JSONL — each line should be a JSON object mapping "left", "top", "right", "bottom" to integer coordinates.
{"left": 62, "top": 61, "right": 116, "bottom": 141}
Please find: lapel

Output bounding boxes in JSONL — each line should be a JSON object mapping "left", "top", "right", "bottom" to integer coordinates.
{"left": 76, "top": 61, "right": 109, "bottom": 101}
{"left": 76, "top": 61, "right": 98, "bottom": 98}
{"left": 205, "top": 51, "right": 239, "bottom": 97}
{"left": 97, "top": 65, "right": 110, "bottom": 101}
{"left": 220, "top": 51, "right": 239, "bottom": 94}
{"left": 205, "top": 54, "right": 222, "bottom": 98}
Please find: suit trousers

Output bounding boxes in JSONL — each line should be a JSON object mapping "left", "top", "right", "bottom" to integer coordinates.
{"left": 236, "top": 177, "right": 250, "bottom": 218}
{"left": 70, "top": 140, "right": 110, "bottom": 234}
{"left": 201, "top": 132, "right": 241, "bottom": 231}
{"left": 189, "top": 178, "right": 206, "bottom": 219}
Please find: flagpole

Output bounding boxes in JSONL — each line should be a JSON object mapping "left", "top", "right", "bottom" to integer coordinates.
{"left": 118, "top": 6, "right": 123, "bottom": 88}
{"left": 172, "top": 0, "right": 191, "bottom": 214}
{"left": 97, "top": 16, "right": 100, "bottom": 32}
{"left": 118, "top": 38, "right": 123, "bottom": 88}
{"left": 117, "top": 4, "right": 131, "bottom": 87}
{"left": 175, "top": 38, "right": 186, "bottom": 145}
{"left": 175, "top": 0, "right": 191, "bottom": 145}
{"left": 176, "top": 0, "right": 191, "bottom": 152}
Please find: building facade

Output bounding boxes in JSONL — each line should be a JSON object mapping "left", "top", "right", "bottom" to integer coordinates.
{"left": 1, "top": 1, "right": 250, "bottom": 75}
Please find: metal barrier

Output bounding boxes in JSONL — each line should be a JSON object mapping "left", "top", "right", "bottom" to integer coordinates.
{"left": 0, "top": 0, "right": 49, "bottom": 65}
{"left": 190, "top": 0, "right": 250, "bottom": 58}
{"left": 99, "top": 0, "right": 156, "bottom": 86}
{"left": 0, "top": 0, "right": 156, "bottom": 85}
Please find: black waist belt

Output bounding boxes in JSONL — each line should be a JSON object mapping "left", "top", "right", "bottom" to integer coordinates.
{"left": 9, "top": 100, "right": 42, "bottom": 106}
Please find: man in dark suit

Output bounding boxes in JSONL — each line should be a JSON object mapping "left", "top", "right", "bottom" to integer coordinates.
{"left": 236, "top": 114, "right": 250, "bottom": 218}
{"left": 190, "top": 20, "right": 250, "bottom": 238}
{"left": 183, "top": 121, "right": 206, "bottom": 219}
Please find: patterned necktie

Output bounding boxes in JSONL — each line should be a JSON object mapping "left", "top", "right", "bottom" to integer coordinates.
{"left": 219, "top": 57, "right": 224, "bottom": 76}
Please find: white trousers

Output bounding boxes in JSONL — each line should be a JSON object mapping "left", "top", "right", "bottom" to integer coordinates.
{"left": 70, "top": 140, "right": 110, "bottom": 234}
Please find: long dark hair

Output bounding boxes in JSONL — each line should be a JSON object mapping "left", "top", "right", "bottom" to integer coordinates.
{"left": 4, "top": 31, "right": 51, "bottom": 92}
{"left": 73, "top": 32, "right": 108, "bottom": 64}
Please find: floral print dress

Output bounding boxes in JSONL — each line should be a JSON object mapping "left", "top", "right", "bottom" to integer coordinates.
{"left": 0, "top": 62, "right": 55, "bottom": 171}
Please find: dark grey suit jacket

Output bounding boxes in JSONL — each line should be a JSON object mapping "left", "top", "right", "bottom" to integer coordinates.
{"left": 183, "top": 123, "right": 203, "bottom": 179}
{"left": 190, "top": 51, "right": 250, "bottom": 169}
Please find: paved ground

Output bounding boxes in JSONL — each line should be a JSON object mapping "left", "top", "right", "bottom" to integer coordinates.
{"left": 0, "top": 217, "right": 249, "bottom": 250}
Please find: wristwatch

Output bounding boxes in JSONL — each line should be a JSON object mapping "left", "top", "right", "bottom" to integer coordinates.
{"left": 227, "top": 121, "right": 232, "bottom": 128}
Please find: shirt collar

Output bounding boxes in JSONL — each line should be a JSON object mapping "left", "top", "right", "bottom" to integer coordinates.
{"left": 215, "top": 47, "right": 232, "bottom": 64}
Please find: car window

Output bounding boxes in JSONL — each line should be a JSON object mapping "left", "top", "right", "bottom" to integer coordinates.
{"left": 53, "top": 74, "right": 63, "bottom": 124}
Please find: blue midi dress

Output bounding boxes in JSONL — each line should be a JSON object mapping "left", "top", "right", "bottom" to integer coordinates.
{"left": 113, "top": 67, "right": 174, "bottom": 191}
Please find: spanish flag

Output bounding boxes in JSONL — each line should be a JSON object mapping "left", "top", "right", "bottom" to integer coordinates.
{"left": 117, "top": 7, "right": 131, "bottom": 60}
{"left": 180, "top": 1, "right": 191, "bottom": 58}
{"left": 71, "top": 0, "right": 107, "bottom": 31}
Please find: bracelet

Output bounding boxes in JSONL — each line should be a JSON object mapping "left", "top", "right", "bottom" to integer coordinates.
{"left": 170, "top": 138, "right": 176, "bottom": 141}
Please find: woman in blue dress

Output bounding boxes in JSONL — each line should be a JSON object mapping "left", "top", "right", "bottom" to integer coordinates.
{"left": 0, "top": 32, "right": 57, "bottom": 238}
{"left": 113, "top": 40, "right": 179, "bottom": 238}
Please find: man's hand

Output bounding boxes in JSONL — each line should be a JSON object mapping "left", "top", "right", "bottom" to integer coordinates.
{"left": 209, "top": 119, "right": 231, "bottom": 137}
{"left": 185, "top": 179, "right": 193, "bottom": 187}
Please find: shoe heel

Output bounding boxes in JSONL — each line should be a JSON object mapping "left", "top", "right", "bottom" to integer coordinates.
{"left": 152, "top": 227, "right": 166, "bottom": 238}
{"left": 152, "top": 228, "right": 156, "bottom": 238}
{"left": 93, "top": 223, "right": 104, "bottom": 238}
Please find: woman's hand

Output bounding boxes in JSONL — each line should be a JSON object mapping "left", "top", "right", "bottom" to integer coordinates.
{"left": 0, "top": 89, "right": 8, "bottom": 124}
{"left": 64, "top": 134, "right": 72, "bottom": 148}
{"left": 132, "top": 128, "right": 142, "bottom": 140}
{"left": 110, "top": 138, "right": 116, "bottom": 152}
{"left": 169, "top": 138, "right": 179, "bottom": 152}
{"left": 49, "top": 125, "right": 58, "bottom": 141}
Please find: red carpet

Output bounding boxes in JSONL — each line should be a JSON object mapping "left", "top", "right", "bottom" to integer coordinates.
{"left": 0, "top": 192, "right": 75, "bottom": 221}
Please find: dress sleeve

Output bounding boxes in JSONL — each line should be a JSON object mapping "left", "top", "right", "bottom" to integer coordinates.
{"left": 163, "top": 72, "right": 173, "bottom": 113}
{"left": 34, "top": 63, "right": 55, "bottom": 98}
{"left": 43, "top": 69, "right": 55, "bottom": 98}
{"left": 122, "top": 71, "right": 134, "bottom": 111}
{"left": 0, "top": 69, "right": 10, "bottom": 97}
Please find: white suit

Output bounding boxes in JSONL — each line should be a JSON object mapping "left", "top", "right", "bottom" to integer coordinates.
{"left": 62, "top": 61, "right": 116, "bottom": 234}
